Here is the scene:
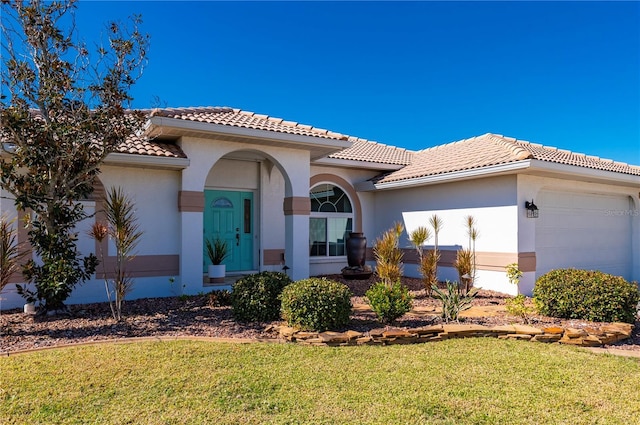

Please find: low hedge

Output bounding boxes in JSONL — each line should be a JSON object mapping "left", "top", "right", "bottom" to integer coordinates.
{"left": 533, "top": 268, "right": 640, "bottom": 323}
{"left": 280, "top": 278, "right": 352, "bottom": 332}
{"left": 365, "top": 281, "right": 413, "bottom": 323}
{"left": 231, "top": 271, "right": 292, "bottom": 322}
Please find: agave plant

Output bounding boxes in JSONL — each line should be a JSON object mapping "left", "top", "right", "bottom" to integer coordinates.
{"left": 432, "top": 280, "right": 478, "bottom": 322}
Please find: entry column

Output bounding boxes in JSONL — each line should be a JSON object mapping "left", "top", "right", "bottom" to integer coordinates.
{"left": 283, "top": 196, "right": 310, "bottom": 281}
{"left": 178, "top": 190, "right": 205, "bottom": 294}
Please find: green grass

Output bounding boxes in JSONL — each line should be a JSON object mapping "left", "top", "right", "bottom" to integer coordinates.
{"left": 2, "top": 339, "right": 639, "bottom": 424}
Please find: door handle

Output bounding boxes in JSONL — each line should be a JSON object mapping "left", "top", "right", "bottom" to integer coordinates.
{"left": 236, "top": 232, "right": 240, "bottom": 246}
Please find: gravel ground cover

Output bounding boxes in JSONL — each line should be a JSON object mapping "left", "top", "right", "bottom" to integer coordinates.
{"left": 2, "top": 275, "right": 638, "bottom": 353}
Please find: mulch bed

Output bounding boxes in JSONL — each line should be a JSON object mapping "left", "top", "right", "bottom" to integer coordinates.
{"left": 2, "top": 275, "right": 639, "bottom": 354}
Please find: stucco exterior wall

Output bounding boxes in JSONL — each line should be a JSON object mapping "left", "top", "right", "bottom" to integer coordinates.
{"left": 0, "top": 166, "right": 182, "bottom": 309}
{"left": 261, "top": 163, "right": 286, "bottom": 272}
{"left": 517, "top": 173, "right": 640, "bottom": 292}
{"left": 372, "top": 175, "right": 520, "bottom": 294}
{"left": 100, "top": 165, "right": 181, "bottom": 256}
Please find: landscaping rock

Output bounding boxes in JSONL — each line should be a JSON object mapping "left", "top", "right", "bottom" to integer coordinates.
{"left": 565, "top": 328, "right": 588, "bottom": 338}
{"left": 532, "top": 334, "right": 562, "bottom": 343}
{"left": 512, "top": 324, "right": 544, "bottom": 335}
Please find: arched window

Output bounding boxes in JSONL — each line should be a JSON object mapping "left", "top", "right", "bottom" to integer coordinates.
{"left": 309, "top": 184, "right": 353, "bottom": 257}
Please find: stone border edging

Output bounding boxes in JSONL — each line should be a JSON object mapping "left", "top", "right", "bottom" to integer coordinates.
{"left": 2, "top": 323, "right": 636, "bottom": 358}
{"left": 275, "top": 322, "right": 635, "bottom": 349}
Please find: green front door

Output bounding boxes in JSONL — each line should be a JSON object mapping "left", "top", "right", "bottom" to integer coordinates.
{"left": 204, "top": 190, "right": 254, "bottom": 272}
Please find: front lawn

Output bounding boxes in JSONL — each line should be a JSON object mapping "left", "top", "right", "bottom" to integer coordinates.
{"left": 2, "top": 339, "right": 639, "bottom": 424}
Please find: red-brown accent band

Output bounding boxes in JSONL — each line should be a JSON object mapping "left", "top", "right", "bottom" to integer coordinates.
{"left": 400, "top": 249, "right": 537, "bottom": 273}
{"left": 178, "top": 191, "right": 205, "bottom": 212}
{"left": 96, "top": 255, "right": 180, "bottom": 279}
{"left": 283, "top": 197, "right": 310, "bottom": 216}
{"left": 263, "top": 249, "right": 285, "bottom": 266}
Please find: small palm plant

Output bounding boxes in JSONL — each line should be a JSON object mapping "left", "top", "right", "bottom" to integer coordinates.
{"left": 427, "top": 214, "right": 443, "bottom": 296}
{"left": 89, "top": 187, "right": 143, "bottom": 321}
{"left": 205, "top": 237, "right": 229, "bottom": 265}
{"left": 373, "top": 222, "right": 404, "bottom": 285}
{"left": 465, "top": 215, "right": 479, "bottom": 286}
{"left": 409, "top": 226, "right": 432, "bottom": 293}
{"left": 454, "top": 248, "right": 473, "bottom": 293}
{"left": 0, "top": 215, "right": 24, "bottom": 295}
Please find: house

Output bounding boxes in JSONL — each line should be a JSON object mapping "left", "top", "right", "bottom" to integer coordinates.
{"left": 1, "top": 107, "right": 639, "bottom": 309}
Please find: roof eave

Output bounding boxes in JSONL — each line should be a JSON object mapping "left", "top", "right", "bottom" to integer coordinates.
{"left": 370, "top": 160, "right": 532, "bottom": 191}
{"left": 526, "top": 159, "right": 640, "bottom": 187}
{"left": 144, "top": 116, "right": 352, "bottom": 160}
{"left": 104, "top": 152, "right": 190, "bottom": 170}
{"left": 313, "top": 157, "right": 406, "bottom": 171}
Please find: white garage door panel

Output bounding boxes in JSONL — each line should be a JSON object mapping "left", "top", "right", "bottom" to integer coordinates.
{"left": 536, "top": 191, "right": 632, "bottom": 279}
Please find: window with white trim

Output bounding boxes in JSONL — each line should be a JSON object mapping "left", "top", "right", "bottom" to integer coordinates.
{"left": 309, "top": 184, "right": 353, "bottom": 257}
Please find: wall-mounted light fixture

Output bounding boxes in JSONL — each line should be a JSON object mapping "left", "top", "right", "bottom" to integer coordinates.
{"left": 525, "top": 200, "right": 539, "bottom": 218}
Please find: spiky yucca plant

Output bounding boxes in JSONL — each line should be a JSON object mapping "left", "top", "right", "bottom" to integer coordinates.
{"left": 465, "top": 215, "right": 479, "bottom": 285}
{"left": 424, "top": 214, "right": 443, "bottom": 296}
{"left": 421, "top": 250, "right": 439, "bottom": 296}
{"left": 374, "top": 222, "right": 404, "bottom": 285}
{"left": 409, "top": 226, "right": 433, "bottom": 294}
{"left": 0, "top": 215, "right": 23, "bottom": 294}
{"left": 205, "top": 237, "right": 229, "bottom": 265}
{"left": 454, "top": 248, "right": 473, "bottom": 294}
{"left": 89, "top": 187, "right": 142, "bottom": 321}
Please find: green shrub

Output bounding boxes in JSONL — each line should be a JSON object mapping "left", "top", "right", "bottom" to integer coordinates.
{"left": 208, "top": 289, "right": 232, "bottom": 307}
{"left": 432, "top": 280, "right": 478, "bottom": 322}
{"left": 505, "top": 294, "right": 536, "bottom": 324}
{"left": 280, "top": 278, "right": 352, "bottom": 331}
{"left": 231, "top": 272, "right": 292, "bottom": 322}
{"left": 533, "top": 269, "right": 640, "bottom": 323}
{"left": 365, "top": 281, "right": 413, "bottom": 323}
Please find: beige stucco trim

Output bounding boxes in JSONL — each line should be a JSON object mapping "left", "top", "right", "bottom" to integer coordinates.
{"left": 264, "top": 249, "right": 285, "bottom": 266}
{"left": 283, "top": 197, "right": 310, "bottom": 216}
{"left": 178, "top": 191, "right": 205, "bottom": 212}
{"left": 310, "top": 174, "right": 363, "bottom": 232}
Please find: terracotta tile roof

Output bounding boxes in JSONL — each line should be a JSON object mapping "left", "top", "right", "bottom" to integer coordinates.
{"left": 375, "top": 133, "right": 640, "bottom": 184}
{"left": 328, "top": 137, "right": 414, "bottom": 165}
{"left": 148, "top": 107, "right": 349, "bottom": 141}
{"left": 115, "top": 134, "right": 186, "bottom": 158}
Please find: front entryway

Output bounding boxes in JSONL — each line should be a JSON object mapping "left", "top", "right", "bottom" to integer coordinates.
{"left": 204, "top": 190, "right": 254, "bottom": 272}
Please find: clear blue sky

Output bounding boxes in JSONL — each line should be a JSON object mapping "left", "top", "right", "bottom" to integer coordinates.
{"left": 76, "top": 1, "right": 640, "bottom": 165}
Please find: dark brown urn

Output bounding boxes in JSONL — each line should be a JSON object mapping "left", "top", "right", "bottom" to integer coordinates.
{"left": 346, "top": 232, "right": 367, "bottom": 268}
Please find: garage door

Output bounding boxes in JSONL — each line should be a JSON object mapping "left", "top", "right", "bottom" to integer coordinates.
{"left": 535, "top": 190, "right": 633, "bottom": 280}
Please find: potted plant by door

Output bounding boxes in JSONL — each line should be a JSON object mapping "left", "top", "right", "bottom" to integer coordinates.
{"left": 205, "top": 237, "right": 229, "bottom": 282}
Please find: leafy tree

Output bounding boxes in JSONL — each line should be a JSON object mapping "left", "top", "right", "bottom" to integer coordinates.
{"left": 0, "top": 0, "right": 149, "bottom": 312}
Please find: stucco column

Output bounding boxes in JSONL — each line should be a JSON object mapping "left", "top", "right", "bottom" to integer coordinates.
{"left": 178, "top": 191, "right": 205, "bottom": 295}
{"left": 284, "top": 197, "right": 310, "bottom": 281}
{"left": 632, "top": 196, "right": 640, "bottom": 283}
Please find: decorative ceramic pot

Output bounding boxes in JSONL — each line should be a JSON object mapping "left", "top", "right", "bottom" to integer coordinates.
{"left": 24, "top": 302, "right": 36, "bottom": 315}
{"left": 346, "top": 232, "right": 367, "bottom": 268}
{"left": 208, "top": 264, "right": 225, "bottom": 279}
